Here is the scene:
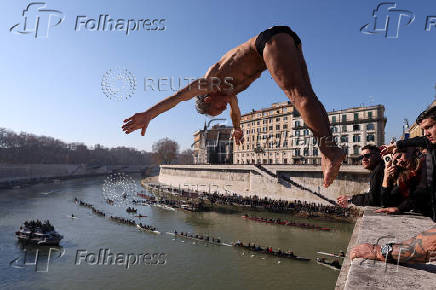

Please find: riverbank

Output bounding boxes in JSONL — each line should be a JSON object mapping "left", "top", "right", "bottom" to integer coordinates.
{"left": 141, "top": 181, "right": 361, "bottom": 223}
{"left": 0, "top": 163, "right": 157, "bottom": 189}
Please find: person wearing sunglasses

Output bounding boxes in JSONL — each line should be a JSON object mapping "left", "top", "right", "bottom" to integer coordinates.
{"left": 337, "top": 145, "right": 384, "bottom": 208}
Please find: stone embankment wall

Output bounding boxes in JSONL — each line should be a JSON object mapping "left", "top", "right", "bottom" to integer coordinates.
{"left": 336, "top": 209, "right": 436, "bottom": 290}
{"left": 0, "top": 164, "right": 157, "bottom": 188}
{"left": 158, "top": 165, "right": 370, "bottom": 205}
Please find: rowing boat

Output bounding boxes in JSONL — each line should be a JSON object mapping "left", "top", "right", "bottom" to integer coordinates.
{"left": 317, "top": 251, "right": 345, "bottom": 258}
{"left": 233, "top": 244, "right": 310, "bottom": 261}
{"left": 166, "top": 232, "right": 231, "bottom": 246}
{"left": 136, "top": 224, "right": 160, "bottom": 234}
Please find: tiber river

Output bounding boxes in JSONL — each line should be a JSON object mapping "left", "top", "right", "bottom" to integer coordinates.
{"left": 0, "top": 174, "right": 354, "bottom": 290}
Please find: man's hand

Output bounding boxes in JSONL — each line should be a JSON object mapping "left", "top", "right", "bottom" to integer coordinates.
{"left": 337, "top": 195, "right": 351, "bottom": 208}
{"left": 122, "top": 112, "right": 153, "bottom": 136}
{"left": 232, "top": 128, "right": 244, "bottom": 145}
{"left": 381, "top": 143, "right": 397, "bottom": 155}
{"left": 351, "top": 243, "right": 383, "bottom": 261}
{"left": 375, "top": 207, "right": 400, "bottom": 214}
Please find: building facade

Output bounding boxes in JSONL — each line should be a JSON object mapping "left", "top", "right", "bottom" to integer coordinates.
{"left": 233, "top": 102, "right": 386, "bottom": 165}
{"left": 192, "top": 124, "right": 233, "bottom": 164}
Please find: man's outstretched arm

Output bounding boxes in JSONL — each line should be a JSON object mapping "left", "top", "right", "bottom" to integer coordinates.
{"left": 228, "top": 95, "right": 244, "bottom": 145}
{"left": 122, "top": 78, "right": 210, "bottom": 136}
{"left": 351, "top": 227, "right": 436, "bottom": 264}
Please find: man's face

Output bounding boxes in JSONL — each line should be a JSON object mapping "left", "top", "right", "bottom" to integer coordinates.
{"left": 420, "top": 118, "right": 436, "bottom": 144}
{"left": 206, "top": 97, "right": 227, "bottom": 116}
{"left": 361, "top": 149, "right": 379, "bottom": 170}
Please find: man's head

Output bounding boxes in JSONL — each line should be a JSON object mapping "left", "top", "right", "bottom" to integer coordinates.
{"left": 195, "top": 95, "right": 228, "bottom": 117}
{"left": 360, "top": 145, "right": 382, "bottom": 170}
{"left": 416, "top": 106, "right": 436, "bottom": 144}
{"left": 393, "top": 147, "right": 418, "bottom": 171}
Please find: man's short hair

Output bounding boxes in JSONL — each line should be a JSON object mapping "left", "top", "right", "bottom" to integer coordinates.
{"left": 195, "top": 95, "right": 210, "bottom": 115}
{"left": 416, "top": 106, "right": 436, "bottom": 124}
{"left": 362, "top": 144, "right": 381, "bottom": 155}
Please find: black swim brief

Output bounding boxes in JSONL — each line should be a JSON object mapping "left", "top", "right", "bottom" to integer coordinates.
{"left": 255, "top": 26, "right": 301, "bottom": 57}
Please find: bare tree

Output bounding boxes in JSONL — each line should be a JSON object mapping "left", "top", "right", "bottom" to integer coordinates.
{"left": 177, "top": 149, "right": 194, "bottom": 164}
{"left": 152, "top": 137, "right": 179, "bottom": 165}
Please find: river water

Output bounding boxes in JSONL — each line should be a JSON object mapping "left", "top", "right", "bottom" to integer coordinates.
{"left": 0, "top": 175, "right": 354, "bottom": 290}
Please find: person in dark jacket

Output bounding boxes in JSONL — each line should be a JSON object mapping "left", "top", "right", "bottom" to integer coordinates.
{"left": 381, "top": 106, "right": 436, "bottom": 221}
{"left": 337, "top": 145, "right": 384, "bottom": 207}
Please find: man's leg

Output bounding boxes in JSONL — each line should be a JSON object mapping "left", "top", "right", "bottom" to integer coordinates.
{"left": 262, "top": 33, "right": 345, "bottom": 187}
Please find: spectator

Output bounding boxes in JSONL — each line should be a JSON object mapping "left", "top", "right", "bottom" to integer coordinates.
{"left": 337, "top": 145, "right": 384, "bottom": 207}
{"left": 376, "top": 147, "right": 423, "bottom": 214}
{"left": 381, "top": 106, "right": 436, "bottom": 221}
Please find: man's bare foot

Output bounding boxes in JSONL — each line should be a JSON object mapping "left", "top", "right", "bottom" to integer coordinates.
{"left": 321, "top": 147, "right": 346, "bottom": 188}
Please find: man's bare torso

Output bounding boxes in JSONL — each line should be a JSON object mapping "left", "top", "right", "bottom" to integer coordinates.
{"left": 204, "top": 36, "right": 266, "bottom": 96}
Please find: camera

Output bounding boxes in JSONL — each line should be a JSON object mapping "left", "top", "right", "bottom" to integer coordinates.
{"left": 383, "top": 154, "right": 393, "bottom": 164}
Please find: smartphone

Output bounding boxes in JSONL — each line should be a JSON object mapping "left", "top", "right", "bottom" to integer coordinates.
{"left": 383, "top": 154, "right": 393, "bottom": 164}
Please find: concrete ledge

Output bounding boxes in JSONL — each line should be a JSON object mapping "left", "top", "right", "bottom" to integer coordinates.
{"left": 337, "top": 208, "right": 436, "bottom": 289}
{"left": 161, "top": 164, "right": 368, "bottom": 174}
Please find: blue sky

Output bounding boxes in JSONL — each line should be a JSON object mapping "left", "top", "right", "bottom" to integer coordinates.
{"left": 1, "top": 0, "right": 435, "bottom": 151}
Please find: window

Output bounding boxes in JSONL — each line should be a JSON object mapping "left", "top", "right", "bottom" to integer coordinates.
{"left": 313, "top": 138, "right": 317, "bottom": 145}
{"left": 276, "top": 125, "right": 280, "bottom": 130}
{"left": 342, "top": 115, "right": 347, "bottom": 122}
{"left": 257, "top": 121, "right": 260, "bottom": 125}
{"left": 367, "top": 123, "right": 375, "bottom": 130}
{"left": 304, "top": 129, "right": 309, "bottom": 136}
{"left": 332, "top": 116, "right": 337, "bottom": 123}
{"left": 263, "top": 120, "right": 267, "bottom": 124}
{"left": 295, "top": 130, "right": 300, "bottom": 136}
{"left": 269, "top": 126, "right": 273, "bottom": 130}
{"left": 331, "top": 126, "right": 338, "bottom": 133}
{"left": 368, "top": 111, "right": 373, "bottom": 119}
{"left": 353, "top": 145, "right": 360, "bottom": 155}
{"left": 353, "top": 124, "right": 360, "bottom": 131}
{"left": 276, "top": 133, "right": 281, "bottom": 138}
{"left": 284, "top": 116, "right": 288, "bottom": 120}
{"left": 276, "top": 118, "right": 280, "bottom": 122}
{"left": 283, "top": 141, "right": 288, "bottom": 148}
{"left": 283, "top": 108, "right": 288, "bottom": 113}
{"left": 367, "top": 134, "right": 375, "bottom": 142}
{"left": 283, "top": 124, "right": 288, "bottom": 129}
{"left": 246, "top": 130, "right": 249, "bottom": 135}
{"left": 313, "top": 148, "right": 319, "bottom": 156}
{"left": 284, "top": 158, "right": 288, "bottom": 164}
{"left": 353, "top": 135, "right": 361, "bottom": 142}
{"left": 252, "top": 136, "right": 255, "bottom": 141}
{"left": 303, "top": 148, "right": 309, "bottom": 156}
{"left": 354, "top": 113, "right": 359, "bottom": 120}
{"left": 295, "top": 121, "right": 301, "bottom": 127}
{"left": 295, "top": 149, "right": 301, "bottom": 156}
{"left": 342, "top": 125, "right": 347, "bottom": 132}
{"left": 269, "top": 119, "right": 272, "bottom": 123}
{"left": 340, "top": 135, "right": 348, "bottom": 143}
{"left": 256, "top": 128, "right": 260, "bottom": 133}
